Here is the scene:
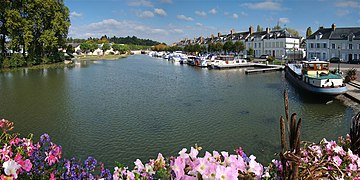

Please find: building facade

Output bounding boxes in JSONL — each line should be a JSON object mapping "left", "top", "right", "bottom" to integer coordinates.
{"left": 306, "top": 24, "right": 360, "bottom": 61}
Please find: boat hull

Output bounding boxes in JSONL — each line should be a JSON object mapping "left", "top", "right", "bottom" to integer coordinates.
{"left": 285, "top": 66, "right": 347, "bottom": 96}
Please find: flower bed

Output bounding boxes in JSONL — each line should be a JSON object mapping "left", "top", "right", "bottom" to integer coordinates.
{"left": 0, "top": 118, "right": 359, "bottom": 179}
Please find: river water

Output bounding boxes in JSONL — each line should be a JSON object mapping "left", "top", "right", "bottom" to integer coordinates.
{"left": 0, "top": 55, "right": 356, "bottom": 167}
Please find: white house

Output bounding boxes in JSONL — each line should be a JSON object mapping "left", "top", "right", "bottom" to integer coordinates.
{"left": 306, "top": 24, "right": 360, "bottom": 61}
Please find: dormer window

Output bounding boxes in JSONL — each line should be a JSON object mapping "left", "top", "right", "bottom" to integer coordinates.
{"left": 316, "top": 32, "right": 322, "bottom": 40}
{"left": 348, "top": 33, "right": 354, "bottom": 41}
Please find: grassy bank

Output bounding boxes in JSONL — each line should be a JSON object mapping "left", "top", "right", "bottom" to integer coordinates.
{"left": 0, "top": 62, "right": 69, "bottom": 73}
{"left": 76, "top": 54, "right": 128, "bottom": 60}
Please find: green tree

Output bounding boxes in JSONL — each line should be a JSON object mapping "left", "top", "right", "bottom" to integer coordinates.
{"left": 247, "top": 47, "right": 254, "bottom": 57}
{"left": 214, "top": 42, "right": 223, "bottom": 54}
{"left": 257, "top": 25, "right": 261, "bottom": 32}
{"left": 287, "top": 28, "right": 300, "bottom": 37}
{"left": 207, "top": 42, "right": 215, "bottom": 53}
{"left": 233, "top": 41, "right": 246, "bottom": 56}
{"left": 101, "top": 43, "right": 110, "bottom": 55}
{"left": 80, "top": 42, "right": 90, "bottom": 54}
{"left": 223, "top": 41, "right": 234, "bottom": 55}
{"left": 306, "top": 27, "right": 312, "bottom": 38}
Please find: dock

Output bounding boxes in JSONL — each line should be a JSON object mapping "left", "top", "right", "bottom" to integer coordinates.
{"left": 344, "top": 81, "right": 360, "bottom": 103}
{"left": 245, "top": 64, "right": 285, "bottom": 74}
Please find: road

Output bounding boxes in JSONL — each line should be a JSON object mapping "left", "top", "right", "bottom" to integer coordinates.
{"left": 330, "top": 62, "right": 360, "bottom": 80}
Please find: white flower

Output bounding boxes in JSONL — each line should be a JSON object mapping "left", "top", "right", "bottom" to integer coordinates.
{"left": 3, "top": 159, "right": 21, "bottom": 178}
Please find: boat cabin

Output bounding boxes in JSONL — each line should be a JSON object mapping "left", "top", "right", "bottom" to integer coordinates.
{"left": 302, "top": 61, "right": 330, "bottom": 76}
{"left": 301, "top": 61, "right": 343, "bottom": 88}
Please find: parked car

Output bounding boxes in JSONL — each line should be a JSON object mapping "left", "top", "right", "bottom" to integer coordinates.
{"left": 309, "top": 57, "right": 319, "bottom": 61}
{"left": 329, "top": 57, "right": 342, "bottom": 63}
{"left": 348, "top": 59, "right": 360, "bottom": 64}
{"left": 259, "top": 55, "right": 269, "bottom": 59}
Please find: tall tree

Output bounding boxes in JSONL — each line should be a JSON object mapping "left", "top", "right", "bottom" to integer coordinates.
{"left": 233, "top": 41, "right": 246, "bottom": 55}
{"left": 287, "top": 28, "right": 300, "bottom": 37}
{"left": 101, "top": 42, "right": 110, "bottom": 55}
{"left": 215, "top": 42, "right": 223, "bottom": 54}
{"left": 257, "top": 25, "right": 261, "bottom": 32}
{"left": 306, "top": 27, "right": 312, "bottom": 38}
{"left": 223, "top": 41, "right": 234, "bottom": 55}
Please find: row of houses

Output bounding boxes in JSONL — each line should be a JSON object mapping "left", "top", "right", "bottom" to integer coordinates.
{"left": 65, "top": 43, "right": 125, "bottom": 56}
{"left": 175, "top": 24, "right": 360, "bottom": 61}
{"left": 307, "top": 24, "right": 360, "bottom": 61}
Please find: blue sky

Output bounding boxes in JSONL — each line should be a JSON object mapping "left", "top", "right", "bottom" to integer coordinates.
{"left": 65, "top": 0, "right": 360, "bottom": 44}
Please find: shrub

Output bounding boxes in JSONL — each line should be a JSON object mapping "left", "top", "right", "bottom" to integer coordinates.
{"left": 2, "top": 57, "right": 11, "bottom": 68}
{"left": 346, "top": 68, "right": 357, "bottom": 81}
{"left": 10, "top": 53, "right": 25, "bottom": 68}
{"left": 267, "top": 56, "right": 275, "bottom": 63}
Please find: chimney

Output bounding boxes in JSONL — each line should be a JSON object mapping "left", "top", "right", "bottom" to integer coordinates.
{"left": 331, "top": 23, "right": 336, "bottom": 31}
{"left": 319, "top": 26, "right": 324, "bottom": 30}
{"left": 230, "top": 29, "right": 234, "bottom": 35}
{"left": 218, "top": 32, "right": 221, "bottom": 38}
{"left": 249, "top": 26, "right": 254, "bottom": 35}
{"left": 266, "top": 27, "right": 270, "bottom": 33}
{"left": 200, "top": 36, "right": 203, "bottom": 43}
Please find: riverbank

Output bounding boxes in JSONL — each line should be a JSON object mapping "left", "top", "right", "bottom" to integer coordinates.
{"left": 0, "top": 62, "right": 69, "bottom": 73}
{"left": 75, "top": 54, "right": 128, "bottom": 60}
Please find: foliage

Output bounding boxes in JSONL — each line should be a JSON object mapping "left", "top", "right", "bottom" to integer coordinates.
{"left": 9, "top": 53, "right": 25, "bottom": 68}
{"left": 247, "top": 47, "right": 254, "bottom": 57}
{"left": 267, "top": 56, "right": 275, "bottom": 63}
{"left": 152, "top": 43, "right": 167, "bottom": 52}
{"left": 346, "top": 68, "right": 357, "bottom": 81}
{"left": 109, "top": 36, "right": 160, "bottom": 46}
{"left": 223, "top": 41, "right": 234, "bottom": 55}
{"left": 306, "top": 27, "right": 312, "bottom": 38}
{"left": 233, "top": 41, "right": 246, "bottom": 55}
{"left": 2, "top": 58, "right": 11, "bottom": 68}
{"left": 287, "top": 28, "right": 300, "bottom": 37}
{"left": 1, "top": 0, "right": 70, "bottom": 67}
{"left": 101, "top": 43, "right": 111, "bottom": 54}
{"left": 214, "top": 42, "right": 223, "bottom": 54}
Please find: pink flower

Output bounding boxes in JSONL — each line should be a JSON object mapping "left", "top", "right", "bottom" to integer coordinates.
{"left": 50, "top": 173, "right": 56, "bottom": 180}
{"left": 248, "top": 155, "right": 263, "bottom": 177}
{"left": 333, "top": 156, "right": 342, "bottom": 166}
{"left": 0, "top": 145, "right": 12, "bottom": 161}
{"left": 215, "top": 166, "right": 237, "bottom": 180}
{"left": 45, "top": 152, "right": 58, "bottom": 166}
{"left": 178, "top": 148, "right": 189, "bottom": 159}
{"left": 189, "top": 147, "right": 198, "bottom": 160}
{"left": 20, "top": 159, "right": 32, "bottom": 172}
{"left": 172, "top": 157, "right": 185, "bottom": 180}
{"left": 134, "top": 159, "right": 145, "bottom": 172}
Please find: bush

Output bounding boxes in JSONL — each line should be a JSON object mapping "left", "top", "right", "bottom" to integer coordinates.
{"left": 2, "top": 57, "right": 11, "bottom": 68}
{"left": 51, "top": 52, "right": 65, "bottom": 63}
{"left": 267, "top": 56, "right": 275, "bottom": 63}
{"left": 10, "top": 53, "right": 25, "bottom": 68}
{"left": 346, "top": 68, "right": 357, "bottom": 81}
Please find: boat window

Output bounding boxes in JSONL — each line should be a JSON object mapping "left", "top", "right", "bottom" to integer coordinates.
{"left": 308, "top": 64, "right": 314, "bottom": 70}
{"left": 322, "top": 64, "right": 329, "bottom": 70}
{"left": 316, "top": 64, "right": 321, "bottom": 70}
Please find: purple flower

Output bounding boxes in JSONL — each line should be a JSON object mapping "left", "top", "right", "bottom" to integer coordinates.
{"left": 84, "top": 156, "right": 97, "bottom": 171}
{"left": 40, "top": 134, "right": 51, "bottom": 144}
{"left": 101, "top": 169, "right": 111, "bottom": 180}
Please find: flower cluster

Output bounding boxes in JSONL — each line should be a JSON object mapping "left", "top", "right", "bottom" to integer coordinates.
{"left": 0, "top": 118, "right": 110, "bottom": 179}
{"left": 266, "top": 135, "right": 360, "bottom": 179}
{"left": 113, "top": 146, "right": 264, "bottom": 179}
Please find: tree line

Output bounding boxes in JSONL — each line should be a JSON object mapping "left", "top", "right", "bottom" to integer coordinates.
{"left": 66, "top": 35, "right": 161, "bottom": 47}
{"left": 152, "top": 41, "right": 252, "bottom": 57}
{"left": 0, "top": 0, "right": 70, "bottom": 68}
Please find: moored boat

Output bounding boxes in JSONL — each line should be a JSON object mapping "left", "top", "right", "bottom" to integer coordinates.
{"left": 285, "top": 61, "right": 347, "bottom": 95}
{"left": 212, "top": 55, "right": 248, "bottom": 69}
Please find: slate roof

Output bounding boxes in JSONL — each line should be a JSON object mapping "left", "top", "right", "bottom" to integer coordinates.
{"left": 307, "top": 27, "right": 360, "bottom": 40}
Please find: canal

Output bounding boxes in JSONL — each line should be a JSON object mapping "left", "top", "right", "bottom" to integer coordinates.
{"left": 0, "top": 55, "right": 356, "bottom": 167}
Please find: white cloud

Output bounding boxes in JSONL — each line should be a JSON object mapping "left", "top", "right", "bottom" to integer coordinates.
{"left": 160, "top": 0, "right": 172, "bottom": 3}
{"left": 128, "top": 0, "right": 153, "bottom": 7}
{"left": 70, "top": 11, "right": 82, "bottom": 17}
{"left": 138, "top": 11, "right": 155, "bottom": 18}
{"left": 196, "top": 23, "right": 203, "bottom": 26}
{"left": 172, "top": 29, "right": 184, "bottom": 34}
{"left": 176, "top": 15, "right": 194, "bottom": 21}
{"left": 240, "top": 12, "right": 248, "bottom": 16}
{"left": 195, "top": 11, "right": 207, "bottom": 17}
{"left": 335, "top": 1, "right": 360, "bottom": 9}
{"left": 209, "top": 8, "right": 217, "bottom": 14}
{"left": 224, "top": 12, "right": 229, "bottom": 16}
{"left": 336, "top": 9, "right": 350, "bottom": 16}
{"left": 69, "top": 19, "right": 169, "bottom": 42}
{"left": 232, "top": 13, "right": 239, "bottom": 19}
{"left": 154, "top": 8, "right": 167, "bottom": 16}
{"left": 279, "top": 17, "right": 289, "bottom": 24}
{"left": 241, "top": 1, "right": 283, "bottom": 11}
